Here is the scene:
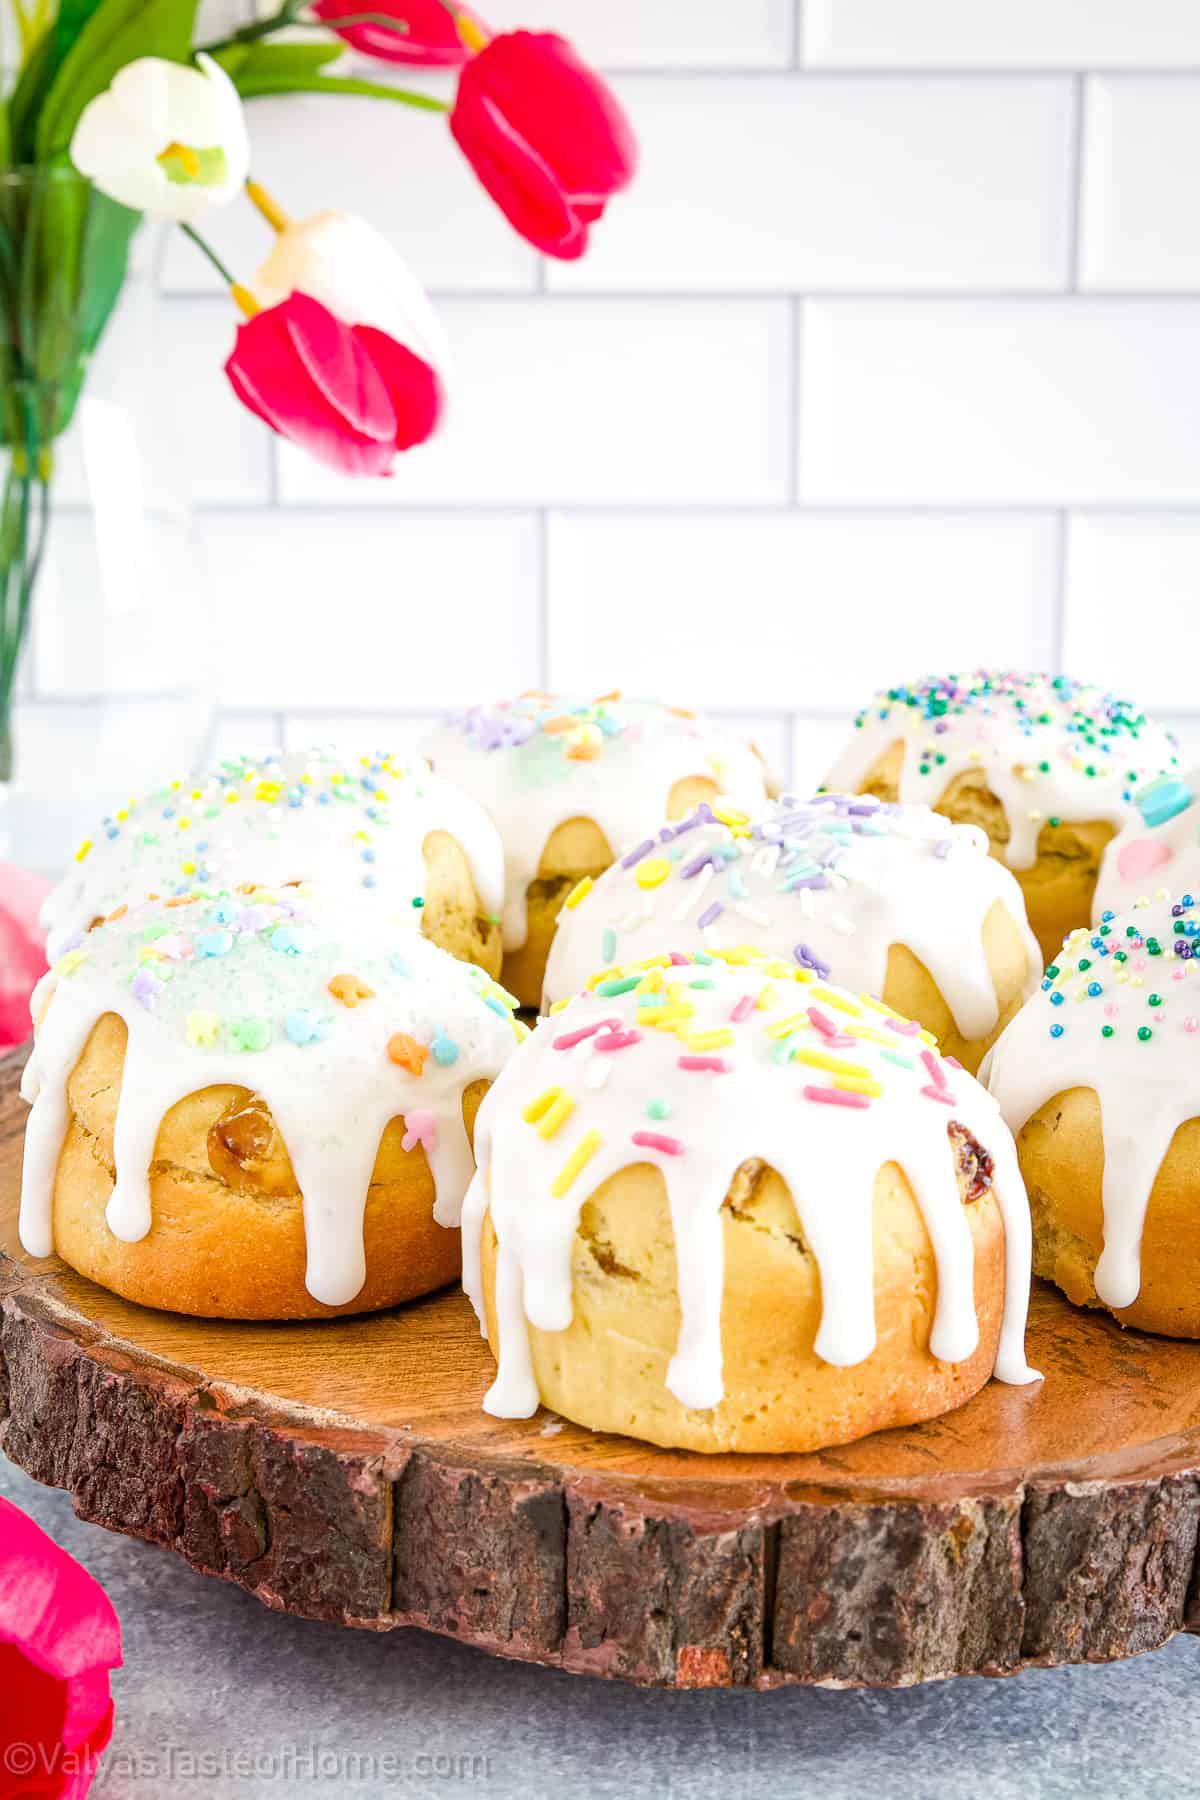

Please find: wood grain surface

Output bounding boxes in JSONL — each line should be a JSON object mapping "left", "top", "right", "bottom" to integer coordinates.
{"left": 3, "top": 1046, "right": 1200, "bottom": 1688}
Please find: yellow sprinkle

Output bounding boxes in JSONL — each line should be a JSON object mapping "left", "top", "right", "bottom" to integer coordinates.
{"left": 842, "top": 1023, "right": 893, "bottom": 1049}
{"left": 808, "top": 987, "right": 862, "bottom": 1017}
{"left": 763, "top": 960, "right": 796, "bottom": 980}
{"left": 636, "top": 1004, "right": 694, "bottom": 1025}
{"left": 833, "top": 1073, "right": 883, "bottom": 1097}
{"left": 917, "top": 1028, "right": 937, "bottom": 1045}
{"left": 115, "top": 809, "right": 128, "bottom": 822}
{"left": 186, "top": 1010, "right": 220, "bottom": 1048}
{"left": 795, "top": 1049, "right": 870, "bottom": 1078}
{"left": 586, "top": 970, "right": 612, "bottom": 990}
{"left": 181, "top": 861, "right": 196, "bottom": 876}
{"left": 549, "top": 998, "right": 572, "bottom": 1014}
{"left": 514, "top": 1019, "right": 531, "bottom": 1041}
{"left": 635, "top": 970, "right": 664, "bottom": 995}
{"left": 766, "top": 1010, "right": 810, "bottom": 1039}
{"left": 756, "top": 983, "right": 777, "bottom": 1010}
{"left": 177, "top": 816, "right": 191, "bottom": 830}
{"left": 225, "top": 792, "right": 240, "bottom": 804}
{"left": 632, "top": 954, "right": 672, "bottom": 970}
{"left": 55, "top": 949, "right": 88, "bottom": 976}
{"left": 721, "top": 947, "right": 753, "bottom": 965}
{"left": 552, "top": 1130, "right": 603, "bottom": 1198}
{"left": 685, "top": 1027, "right": 736, "bottom": 1052}
{"left": 856, "top": 993, "right": 901, "bottom": 1019}
{"left": 635, "top": 856, "right": 671, "bottom": 890}
{"left": 537, "top": 1092, "right": 576, "bottom": 1140}
{"left": 712, "top": 802, "right": 749, "bottom": 827}
{"left": 564, "top": 877, "right": 593, "bottom": 910}
{"left": 523, "top": 1087, "right": 563, "bottom": 1125}
{"left": 74, "top": 838, "right": 93, "bottom": 863}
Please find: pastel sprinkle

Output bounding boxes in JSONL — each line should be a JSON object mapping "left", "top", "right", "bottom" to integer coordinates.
{"left": 631, "top": 1131, "right": 685, "bottom": 1156}
{"left": 401, "top": 1108, "right": 438, "bottom": 1155}
{"left": 677, "top": 1054, "right": 733, "bottom": 1073}
{"left": 387, "top": 1032, "right": 429, "bottom": 1074}
{"left": 537, "top": 1091, "right": 577, "bottom": 1139}
{"left": 186, "top": 1010, "right": 220, "bottom": 1047}
{"left": 802, "top": 1084, "right": 870, "bottom": 1110}
{"left": 551, "top": 1130, "right": 603, "bottom": 1198}
{"left": 564, "top": 877, "right": 594, "bottom": 910}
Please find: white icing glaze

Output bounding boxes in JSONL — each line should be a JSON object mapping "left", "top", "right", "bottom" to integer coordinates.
{"left": 40, "top": 747, "right": 506, "bottom": 965}
{"left": 822, "top": 672, "right": 1179, "bottom": 872}
{"left": 1095, "top": 770, "right": 1200, "bottom": 923}
{"left": 986, "top": 892, "right": 1200, "bottom": 1312}
{"left": 543, "top": 793, "right": 1041, "bottom": 1040}
{"left": 420, "top": 696, "right": 770, "bottom": 951}
{"left": 21, "top": 889, "right": 520, "bottom": 1306}
{"left": 462, "top": 952, "right": 1039, "bottom": 1421}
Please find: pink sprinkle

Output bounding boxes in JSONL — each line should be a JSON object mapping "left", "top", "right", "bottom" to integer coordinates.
{"left": 1186, "top": 1017, "right": 1199, "bottom": 1034}
{"left": 920, "top": 1048, "right": 948, "bottom": 1090}
{"left": 920, "top": 1085, "right": 955, "bottom": 1106}
{"left": 944, "top": 1055, "right": 963, "bottom": 1071}
{"left": 401, "top": 1107, "right": 438, "bottom": 1153}
{"left": 669, "top": 951, "right": 691, "bottom": 965}
{"left": 886, "top": 1016, "right": 921, "bottom": 1037}
{"left": 678, "top": 1055, "right": 733, "bottom": 1073}
{"left": 807, "top": 1006, "right": 856, "bottom": 1049}
{"left": 553, "top": 1017, "right": 620, "bottom": 1051}
{"left": 1105, "top": 1002, "right": 1119, "bottom": 1018}
{"left": 631, "top": 1131, "right": 685, "bottom": 1156}
{"left": 594, "top": 1028, "right": 643, "bottom": 1051}
{"left": 1133, "top": 957, "right": 1146, "bottom": 971}
{"left": 730, "top": 994, "right": 756, "bottom": 1023}
{"left": 802, "top": 1084, "right": 870, "bottom": 1110}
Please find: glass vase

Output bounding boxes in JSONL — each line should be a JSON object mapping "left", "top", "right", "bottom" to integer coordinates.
{"left": 0, "top": 168, "right": 212, "bottom": 876}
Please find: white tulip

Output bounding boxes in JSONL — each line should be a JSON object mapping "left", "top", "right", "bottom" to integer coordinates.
{"left": 252, "top": 209, "right": 451, "bottom": 377}
{"left": 69, "top": 54, "right": 249, "bottom": 223}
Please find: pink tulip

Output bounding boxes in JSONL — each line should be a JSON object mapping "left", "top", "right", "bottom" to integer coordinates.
{"left": 312, "top": 0, "right": 482, "bottom": 65}
{"left": 450, "top": 30, "right": 638, "bottom": 260}
{"left": 0, "top": 862, "right": 50, "bottom": 1051}
{"left": 0, "top": 1496, "right": 123, "bottom": 1800}
{"left": 225, "top": 290, "right": 442, "bottom": 477}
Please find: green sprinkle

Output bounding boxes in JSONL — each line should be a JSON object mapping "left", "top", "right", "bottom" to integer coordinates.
{"left": 1138, "top": 1026, "right": 1153, "bottom": 1042}
{"left": 647, "top": 1099, "right": 671, "bottom": 1121}
{"left": 595, "top": 975, "right": 641, "bottom": 996}
{"left": 411, "top": 896, "right": 424, "bottom": 909}
{"left": 1101, "top": 1025, "right": 1114, "bottom": 1038}
{"left": 1148, "top": 993, "right": 1163, "bottom": 1006}
{"left": 881, "top": 1048, "right": 917, "bottom": 1070}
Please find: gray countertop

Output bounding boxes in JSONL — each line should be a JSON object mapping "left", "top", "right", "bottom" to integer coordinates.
{"left": 3, "top": 1457, "right": 1196, "bottom": 1800}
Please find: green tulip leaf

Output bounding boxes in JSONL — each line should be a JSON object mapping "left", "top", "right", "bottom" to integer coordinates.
{"left": 212, "top": 40, "right": 347, "bottom": 80}
{"left": 232, "top": 70, "right": 448, "bottom": 108}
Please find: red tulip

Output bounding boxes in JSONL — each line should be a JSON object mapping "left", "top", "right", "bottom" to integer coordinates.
{"left": 0, "top": 1496, "right": 122, "bottom": 1800}
{"left": 312, "top": 0, "right": 481, "bottom": 66}
{"left": 451, "top": 31, "right": 637, "bottom": 260}
{"left": 225, "top": 291, "right": 442, "bottom": 478}
{"left": 0, "top": 862, "right": 50, "bottom": 1052}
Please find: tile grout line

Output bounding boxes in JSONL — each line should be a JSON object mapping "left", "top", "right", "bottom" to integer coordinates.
{"left": 789, "top": 298, "right": 804, "bottom": 503}
{"left": 1052, "top": 511, "right": 1069, "bottom": 671}
{"left": 1067, "top": 73, "right": 1088, "bottom": 291}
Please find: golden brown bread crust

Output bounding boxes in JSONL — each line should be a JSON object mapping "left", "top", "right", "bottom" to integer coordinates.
{"left": 51, "top": 1014, "right": 488, "bottom": 1319}
{"left": 1017, "top": 1087, "right": 1200, "bottom": 1337}
{"left": 882, "top": 899, "right": 1031, "bottom": 1075}
{"left": 478, "top": 1141, "right": 1006, "bottom": 1454}
{"left": 501, "top": 773, "right": 723, "bottom": 1008}
{"left": 854, "top": 738, "right": 1112, "bottom": 966}
{"left": 422, "top": 828, "right": 503, "bottom": 976}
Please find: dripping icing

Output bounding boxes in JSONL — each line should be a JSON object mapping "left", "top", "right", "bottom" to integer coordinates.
{"left": 20, "top": 890, "right": 519, "bottom": 1306}
{"left": 462, "top": 950, "right": 1039, "bottom": 1420}
{"left": 543, "top": 791, "right": 1041, "bottom": 1043}
{"left": 420, "top": 695, "right": 770, "bottom": 951}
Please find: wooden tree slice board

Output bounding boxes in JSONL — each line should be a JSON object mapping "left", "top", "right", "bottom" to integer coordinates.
{"left": 4, "top": 1049, "right": 1200, "bottom": 1690}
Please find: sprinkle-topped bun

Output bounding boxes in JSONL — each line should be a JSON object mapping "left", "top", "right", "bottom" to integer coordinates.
{"left": 986, "top": 892, "right": 1200, "bottom": 1337}
{"left": 543, "top": 793, "right": 1041, "bottom": 1073}
{"left": 41, "top": 747, "right": 507, "bottom": 978}
{"left": 463, "top": 951, "right": 1037, "bottom": 1453}
{"left": 823, "top": 672, "right": 1179, "bottom": 965}
{"left": 20, "top": 889, "right": 520, "bottom": 1319}
{"left": 1094, "top": 770, "right": 1200, "bottom": 925}
{"left": 420, "top": 695, "right": 770, "bottom": 1007}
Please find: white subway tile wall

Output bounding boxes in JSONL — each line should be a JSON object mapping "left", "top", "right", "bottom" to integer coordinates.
{"left": 34, "top": 0, "right": 1200, "bottom": 787}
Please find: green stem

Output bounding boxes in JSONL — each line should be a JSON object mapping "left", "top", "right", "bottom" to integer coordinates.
{"left": 197, "top": 0, "right": 306, "bottom": 52}
{"left": 177, "top": 224, "right": 237, "bottom": 289}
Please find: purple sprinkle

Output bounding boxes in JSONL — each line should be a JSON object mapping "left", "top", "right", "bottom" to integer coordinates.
{"left": 680, "top": 849, "right": 720, "bottom": 880}
{"left": 130, "top": 968, "right": 162, "bottom": 1009}
{"left": 794, "top": 942, "right": 832, "bottom": 978}
{"left": 932, "top": 839, "right": 952, "bottom": 860}
{"left": 696, "top": 902, "right": 724, "bottom": 930}
{"left": 621, "top": 837, "right": 656, "bottom": 870}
